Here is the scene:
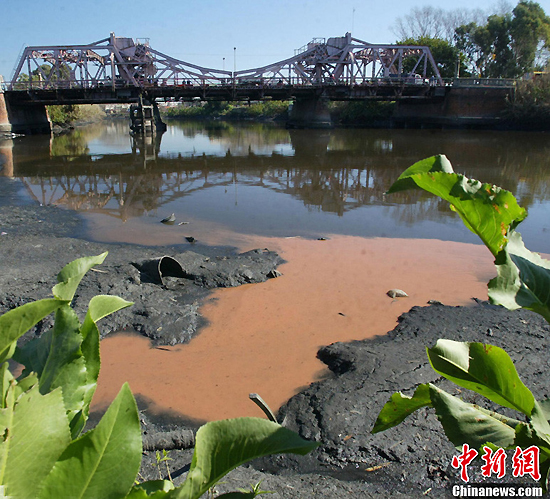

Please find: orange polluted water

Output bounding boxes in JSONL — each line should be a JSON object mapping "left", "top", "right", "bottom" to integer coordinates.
{"left": 93, "top": 235, "right": 494, "bottom": 422}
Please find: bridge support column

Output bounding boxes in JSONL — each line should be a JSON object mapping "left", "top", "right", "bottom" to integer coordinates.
{"left": 130, "top": 98, "right": 166, "bottom": 134}
{"left": 0, "top": 91, "right": 51, "bottom": 135}
{"left": 287, "top": 97, "right": 332, "bottom": 129}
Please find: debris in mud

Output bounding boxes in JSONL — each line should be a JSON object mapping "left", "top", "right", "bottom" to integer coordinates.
{"left": 160, "top": 213, "right": 176, "bottom": 224}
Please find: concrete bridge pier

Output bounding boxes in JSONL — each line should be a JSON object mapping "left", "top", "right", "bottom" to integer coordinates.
{"left": 287, "top": 97, "right": 332, "bottom": 129}
{"left": 0, "top": 91, "right": 51, "bottom": 134}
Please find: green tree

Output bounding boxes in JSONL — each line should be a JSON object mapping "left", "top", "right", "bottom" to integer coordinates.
{"left": 455, "top": 1, "right": 550, "bottom": 77}
{"left": 511, "top": 1, "right": 550, "bottom": 74}
{"left": 398, "top": 36, "right": 466, "bottom": 78}
{"left": 455, "top": 16, "right": 515, "bottom": 77}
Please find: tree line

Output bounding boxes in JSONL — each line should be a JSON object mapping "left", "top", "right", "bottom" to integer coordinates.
{"left": 393, "top": 1, "right": 550, "bottom": 79}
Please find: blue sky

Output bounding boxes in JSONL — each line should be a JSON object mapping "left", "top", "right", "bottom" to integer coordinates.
{"left": 2, "top": 0, "right": 550, "bottom": 81}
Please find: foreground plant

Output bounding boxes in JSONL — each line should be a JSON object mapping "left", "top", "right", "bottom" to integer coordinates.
{"left": 0, "top": 253, "right": 318, "bottom": 498}
{"left": 373, "top": 155, "right": 550, "bottom": 489}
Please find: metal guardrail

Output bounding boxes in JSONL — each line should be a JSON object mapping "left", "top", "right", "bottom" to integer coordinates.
{"left": 4, "top": 75, "right": 440, "bottom": 91}
{"left": 452, "top": 78, "right": 516, "bottom": 88}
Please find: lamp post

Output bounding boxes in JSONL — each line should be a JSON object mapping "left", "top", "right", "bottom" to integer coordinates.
{"left": 223, "top": 57, "right": 225, "bottom": 71}
{"left": 233, "top": 47, "right": 236, "bottom": 74}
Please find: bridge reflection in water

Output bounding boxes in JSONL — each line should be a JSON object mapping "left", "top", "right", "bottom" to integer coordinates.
{"left": 2, "top": 121, "right": 550, "bottom": 250}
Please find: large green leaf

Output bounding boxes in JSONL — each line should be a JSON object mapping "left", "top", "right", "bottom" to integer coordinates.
{"left": 73, "top": 295, "right": 133, "bottom": 437}
{"left": 39, "top": 383, "right": 141, "bottom": 499}
{"left": 80, "top": 295, "right": 133, "bottom": 382}
{"left": 0, "top": 385, "right": 71, "bottom": 498}
{"left": 387, "top": 155, "right": 526, "bottom": 256}
{"left": 38, "top": 305, "right": 89, "bottom": 432}
{"left": 172, "top": 418, "right": 319, "bottom": 499}
{"left": 489, "top": 231, "right": 550, "bottom": 322}
{"left": 427, "top": 340, "right": 535, "bottom": 416}
{"left": 52, "top": 252, "right": 108, "bottom": 302}
{"left": 371, "top": 384, "right": 432, "bottom": 434}
{"left": 0, "top": 298, "right": 66, "bottom": 357}
{"left": 429, "top": 384, "right": 517, "bottom": 450}
{"left": 386, "top": 155, "right": 455, "bottom": 193}
{"left": 15, "top": 304, "right": 90, "bottom": 437}
{"left": 14, "top": 329, "right": 53, "bottom": 378}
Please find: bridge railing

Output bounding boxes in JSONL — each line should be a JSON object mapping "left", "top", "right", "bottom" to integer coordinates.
{"left": 4, "top": 74, "right": 441, "bottom": 92}
{"left": 452, "top": 78, "right": 516, "bottom": 88}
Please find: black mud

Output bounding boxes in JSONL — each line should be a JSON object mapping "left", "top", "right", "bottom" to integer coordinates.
{"left": 1, "top": 175, "right": 548, "bottom": 497}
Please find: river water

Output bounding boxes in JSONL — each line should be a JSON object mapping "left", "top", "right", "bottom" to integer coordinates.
{"left": 3, "top": 120, "right": 550, "bottom": 251}
{"left": 2, "top": 120, "right": 550, "bottom": 421}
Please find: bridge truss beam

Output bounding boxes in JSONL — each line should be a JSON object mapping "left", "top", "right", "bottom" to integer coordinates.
{"left": 7, "top": 32, "right": 444, "bottom": 93}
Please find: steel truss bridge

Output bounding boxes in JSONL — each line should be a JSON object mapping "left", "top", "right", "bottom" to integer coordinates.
{"left": 4, "top": 32, "right": 445, "bottom": 105}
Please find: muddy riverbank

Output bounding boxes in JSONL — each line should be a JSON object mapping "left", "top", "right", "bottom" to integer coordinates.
{"left": 1, "top": 174, "right": 548, "bottom": 497}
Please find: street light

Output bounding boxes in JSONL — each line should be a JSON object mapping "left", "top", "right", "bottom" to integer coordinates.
{"left": 233, "top": 47, "right": 236, "bottom": 74}
{"left": 223, "top": 57, "right": 225, "bottom": 71}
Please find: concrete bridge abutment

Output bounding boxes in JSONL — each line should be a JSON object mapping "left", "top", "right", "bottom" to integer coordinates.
{"left": 287, "top": 97, "right": 332, "bottom": 129}
{"left": 393, "top": 86, "right": 513, "bottom": 128}
{"left": 0, "top": 91, "right": 51, "bottom": 135}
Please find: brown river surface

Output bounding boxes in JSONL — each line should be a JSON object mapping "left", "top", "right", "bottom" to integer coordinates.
{"left": 2, "top": 120, "right": 550, "bottom": 422}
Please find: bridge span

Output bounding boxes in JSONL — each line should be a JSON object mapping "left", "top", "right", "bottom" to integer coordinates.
{"left": 0, "top": 33, "right": 514, "bottom": 133}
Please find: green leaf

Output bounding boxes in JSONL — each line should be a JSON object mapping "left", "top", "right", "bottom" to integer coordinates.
{"left": 39, "top": 383, "right": 142, "bottom": 499}
{"left": 38, "top": 306, "right": 88, "bottom": 427}
{"left": 126, "top": 480, "right": 175, "bottom": 498}
{"left": 172, "top": 418, "right": 319, "bottom": 499}
{"left": 74, "top": 295, "right": 133, "bottom": 436}
{"left": 16, "top": 304, "right": 90, "bottom": 438}
{"left": 489, "top": 231, "right": 550, "bottom": 322}
{"left": 387, "top": 156, "right": 526, "bottom": 256}
{"left": 372, "top": 384, "right": 432, "bottom": 434}
{"left": 80, "top": 295, "right": 133, "bottom": 382}
{"left": 0, "top": 365, "right": 13, "bottom": 409}
{"left": 427, "top": 340, "right": 535, "bottom": 416}
{"left": 0, "top": 385, "right": 71, "bottom": 498}
{"left": 429, "top": 384, "right": 517, "bottom": 450}
{"left": 531, "top": 400, "right": 550, "bottom": 438}
{"left": 0, "top": 342, "right": 16, "bottom": 366}
{"left": 14, "top": 329, "right": 53, "bottom": 378}
{"left": 12, "top": 372, "right": 38, "bottom": 402}
{"left": 386, "top": 154, "right": 454, "bottom": 193}
{"left": 539, "top": 399, "right": 550, "bottom": 422}
{"left": 0, "top": 298, "right": 66, "bottom": 356}
{"left": 52, "top": 252, "right": 108, "bottom": 302}
{"left": 514, "top": 423, "right": 550, "bottom": 460}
